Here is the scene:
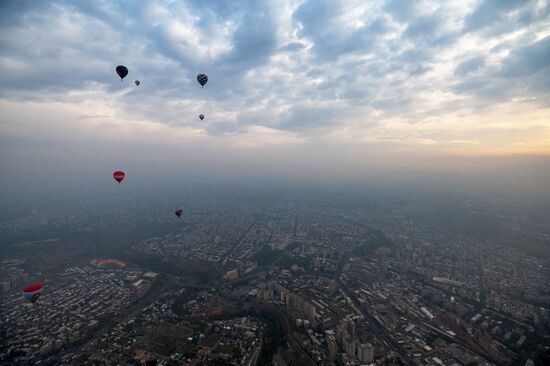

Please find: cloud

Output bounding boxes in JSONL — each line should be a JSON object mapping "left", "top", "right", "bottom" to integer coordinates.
{"left": 279, "top": 42, "right": 306, "bottom": 52}
{"left": 404, "top": 12, "right": 459, "bottom": 47}
{"left": 454, "top": 56, "right": 485, "bottom": 76}
{"left": 498, "top": 36, "right": 550, "bottom": 78}
{"left": 464, "top": 0, "right": 536, "bottom": 32}
{"left": 0, "top": 0, "right": 549, "bottom": 156}
{"left": 293, "top": 0, "right": 390, "bottom": 61}
{"left": 452, "top": 36, "right": 550, "bottom": 103}
{"left": 221, "top": 3, "right": 278, "bottom": 70}
{"left": 383, "top": 0, "right": 418, "bottom": 23}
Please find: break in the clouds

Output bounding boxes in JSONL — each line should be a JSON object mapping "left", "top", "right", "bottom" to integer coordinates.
{"left": 1, "top": 0, "right": 550, "bottom": 153}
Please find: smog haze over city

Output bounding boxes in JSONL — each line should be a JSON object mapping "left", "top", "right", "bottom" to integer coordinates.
{"left": 1, "top": 1, "right": 550, "bottom": 365}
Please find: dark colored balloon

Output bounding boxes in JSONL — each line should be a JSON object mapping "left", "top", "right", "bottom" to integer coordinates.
{"left": 116, "top": 65, "right": 128, "bottom": 80}
{"left": 175, "top": 208, "right": 183, "bottom": 218}
{"left": 113, "top": 170, "right": 125, "bottom": 183}
{"left": 199, "top": 114, "right": 204, "bottom": 120}
{"left": 197, "top": 74, "right": 208, "bottom": 87}
{"left": 135, "top": 80, "right": 140, "bottom": 86}
{"left": 22, "top": 283, "right": 43, "bottom": 303}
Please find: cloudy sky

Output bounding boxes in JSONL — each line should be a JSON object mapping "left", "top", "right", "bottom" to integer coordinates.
{"left": 1, "top": 0, "right": 550, "bottom": 188}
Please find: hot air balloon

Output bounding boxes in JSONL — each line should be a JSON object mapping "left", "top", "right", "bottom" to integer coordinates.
{"left": 197, "top": 74, "right": 208, "bottom": 87}
{"left": 175, "top": 208, "right": 183, "bottom": 218}
{"left": 116, "top": 65, "right": 128, "bottom": 80}
{"left": 135, "top": 80, "right": 140, "bottom": 86}
{"left": 199, "top": 114, "right": 204, "bottom": 120}
{"left": 22, "top": 283, "right": 43, "bottom": 303}
{"left": 113, "top": 170, "right": 125, "bottom": 183}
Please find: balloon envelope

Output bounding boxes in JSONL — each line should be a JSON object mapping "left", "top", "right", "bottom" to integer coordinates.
{"left": 22, "top": 283, "right": 43, "bottom": 303}
{"left": 116, "top": 65, "right": 128, "bottom": 80}
{"left": 135, "top": 80, "right": 140, "bottom": 86}
{"left": 175, "top": 209, "right": 183, "bottom": 218}
{"left": 199, "top": 114, "right": 204, "bottom": 120}
{"left": 197, "top": 74, "right": 208, "bottom": 87}
{"left": 113, "top": 170, "right": 125, "bottom": 183}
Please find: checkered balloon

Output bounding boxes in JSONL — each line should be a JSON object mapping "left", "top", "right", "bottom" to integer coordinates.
{"left": 197, "top": 74, "right": 208, "bottom": 87}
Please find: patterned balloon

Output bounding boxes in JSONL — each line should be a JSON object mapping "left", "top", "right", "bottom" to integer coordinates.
{"left": 197, "top": 74, "right": 208, "bottom": 87}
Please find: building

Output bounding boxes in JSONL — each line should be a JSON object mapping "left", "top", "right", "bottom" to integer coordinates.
{"left": 224, "top": 269, "right": 239, "bottom": 281}
{"left": 326, "top": 333, "right": 338, "bottom": 358}
{"left": 344, "top": 318, "right": 355, "bottom": 336}
{"left": 432, "top": 276, "right": 463, "bottom": 287}
{"left": 257, "top": 281, "right": 318, "bottom": 319}
{"left": 358, "top": 343, "right": 374, "bottom": 363}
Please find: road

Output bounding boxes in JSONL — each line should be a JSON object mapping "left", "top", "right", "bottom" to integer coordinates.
{"left": 214, "top": 217, "right": 260, "bottom": 291}
{"left": 333, "top": 249, "right": 410, "bottom": 365}
{"left": 333, "top": 251, "right": 349, "bottom": 281}
{"left": 516, "top": 326, "right": 543, "bottom": 366}
{"left": 335, "top": 257, "right": 411, "bottom": 366}
{"left": 221, "top": 218, "right": 259, "bottom": 263}
{"left": 251, "top": 301, "right": 318, "bottom": 366}
{"left": 478, "top": 262, "right": 486, "bottom": 308}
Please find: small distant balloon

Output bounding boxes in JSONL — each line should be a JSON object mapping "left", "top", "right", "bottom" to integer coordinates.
{"left": 175, "top": 208, "right": 183, "bottom": 218}
{"left": 135, "top": 80, "right": 140, "bottom": 86}
{"left": 113, "top": 170, "right": 125, "bottom": 183}
{"left": 197, "top": 74, "right": 208, "bottom": 87}
{"left": 116, "top": 65, "right": 128, "bottom": 80}
{"left": 199, "top": 114, "right": 204, "bottom": 120}
{"left": 22, "top": 283, "right": 43, "bottom": 303}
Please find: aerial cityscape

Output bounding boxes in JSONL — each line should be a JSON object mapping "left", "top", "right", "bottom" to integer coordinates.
{"left": 1, "top": 0, "right": 550, "bottom": 365}
{"left": 1, "top": 187, "right": 549, "bottom": 365}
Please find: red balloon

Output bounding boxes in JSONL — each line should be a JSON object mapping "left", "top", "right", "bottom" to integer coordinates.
{"left": 113, "top": 170, "right": 125, "bottom": 183}
{"left": 23, "top": 283, "right": 43, "bottom": 292}
{"left": 22, "top": 283, "right": 44, "bottom": 303}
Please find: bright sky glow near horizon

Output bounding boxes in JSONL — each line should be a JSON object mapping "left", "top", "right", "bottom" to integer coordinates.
{"left": 1, "top": 0, "right": 550, "bottom": 186}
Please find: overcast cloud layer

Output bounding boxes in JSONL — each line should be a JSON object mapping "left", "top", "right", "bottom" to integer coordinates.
{"left": 1, "top": 0, "right": 550, "bottom": 173}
